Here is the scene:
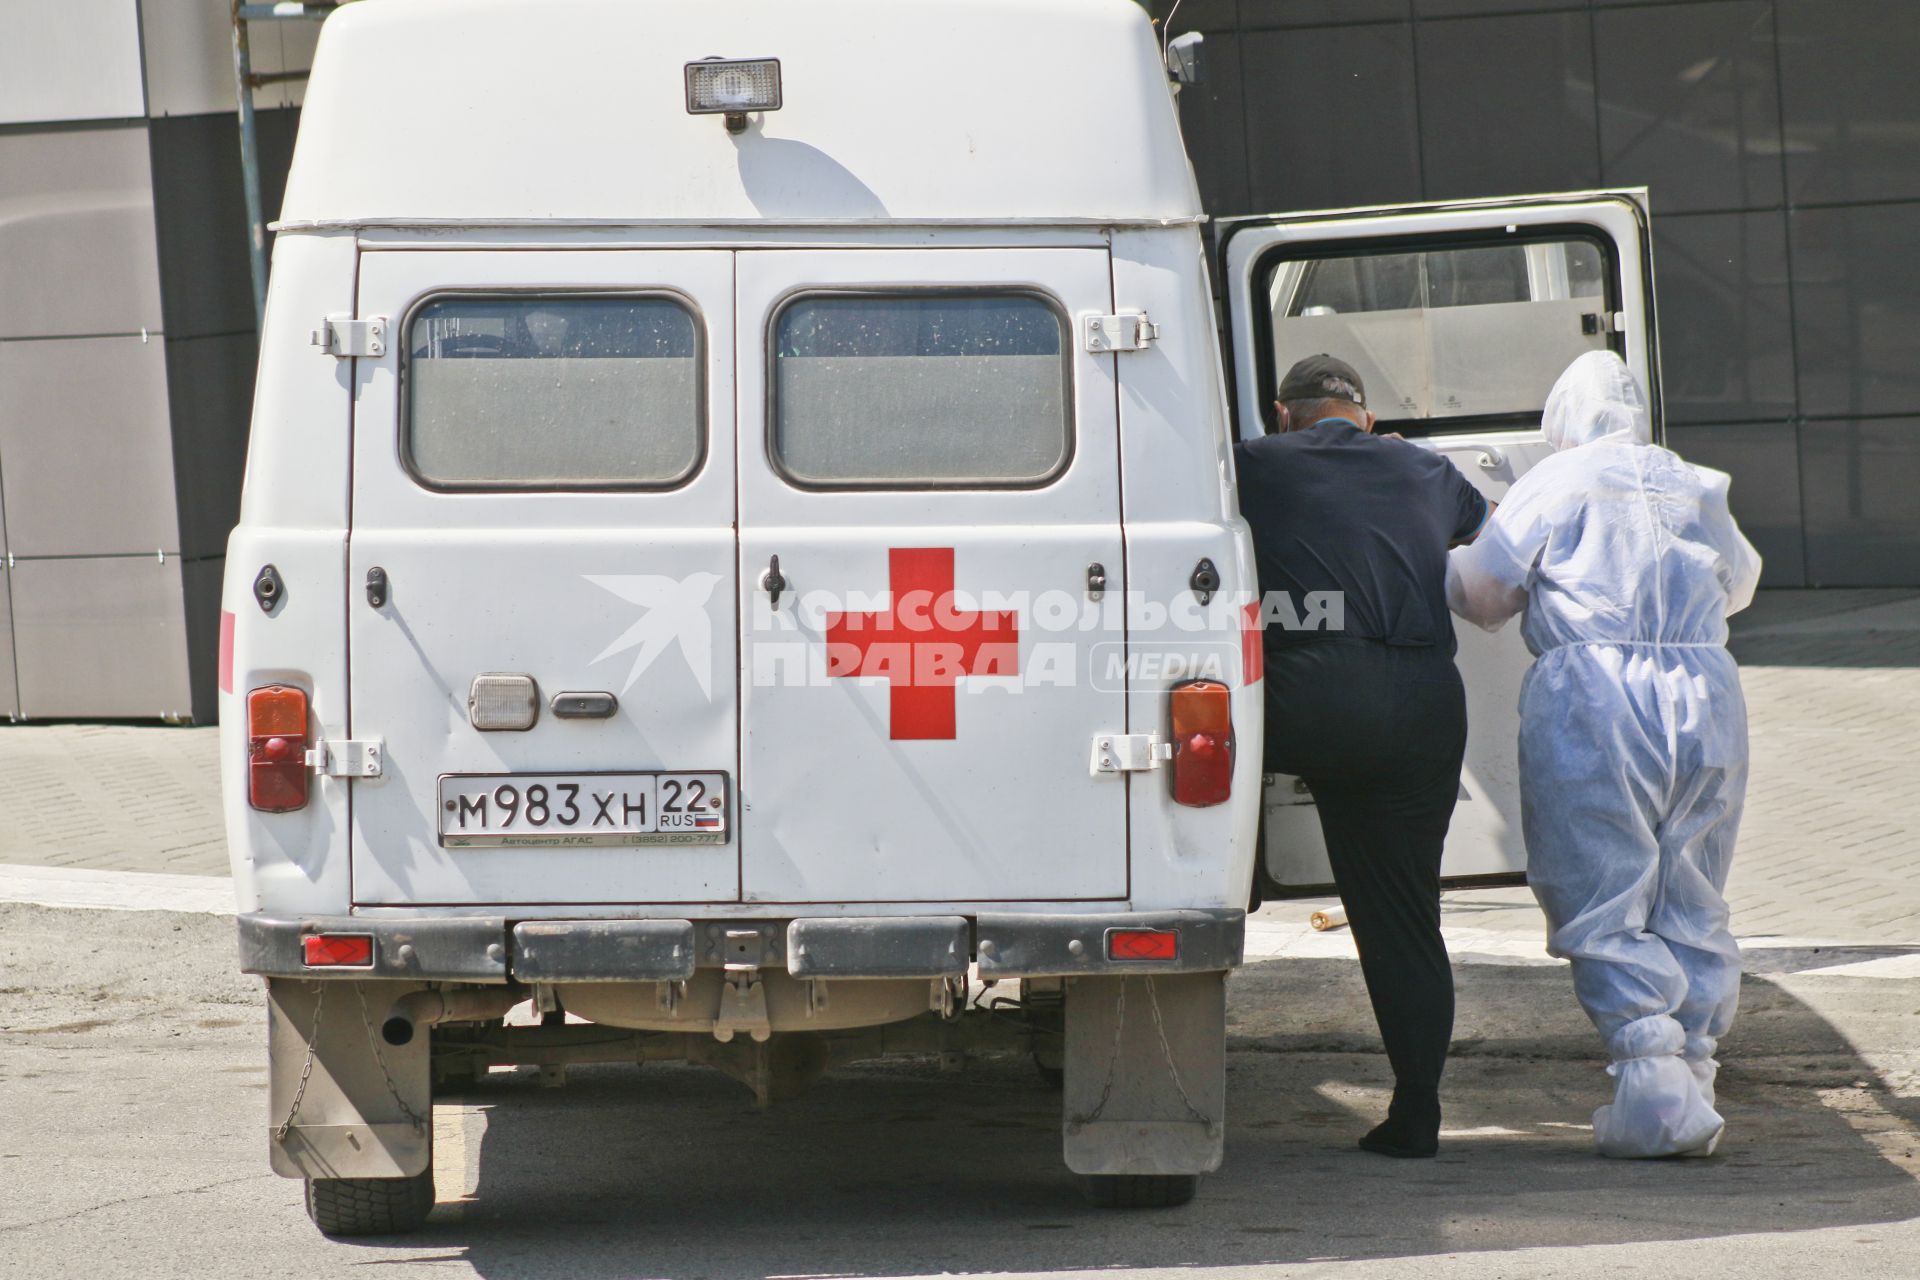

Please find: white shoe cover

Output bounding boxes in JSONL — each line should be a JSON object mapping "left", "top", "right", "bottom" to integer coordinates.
{"left": 1592, "top": 1017, "right": 1725, "bottom": 1159}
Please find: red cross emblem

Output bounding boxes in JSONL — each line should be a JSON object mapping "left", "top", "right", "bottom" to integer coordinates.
{"left": 825, "top": 548, "right": 1019, "bottom": 740}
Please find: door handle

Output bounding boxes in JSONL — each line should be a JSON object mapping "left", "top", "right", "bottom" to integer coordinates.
{"left": 761, "top": 554, "right": 787, "bottom": 609}
{"left": 1475, "top": 447, "right": 1505, "bottom": 470}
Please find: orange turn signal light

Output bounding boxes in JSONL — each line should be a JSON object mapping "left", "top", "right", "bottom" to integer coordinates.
{"left": 1168, "top": 678, "right": 1233, "bottom": 807}
{"left": 247, "top": 685, "right": 311, "bottom": 813}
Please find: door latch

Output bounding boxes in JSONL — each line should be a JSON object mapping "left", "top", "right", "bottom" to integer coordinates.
{"left": 1086, "top": 562, "right": 1107, "bottom": 600}
{"left": 761, "top": 554, "right": 787, "bottom": 609}
{"left": 305, "top": 738, "right": 384, "bottom": 778}
{"left": 1090, "top": 733, "right": 1171, "bottom": 775}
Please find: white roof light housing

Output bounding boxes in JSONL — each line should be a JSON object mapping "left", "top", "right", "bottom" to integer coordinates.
{"left": 686, "top": 58, "right": 782, "bottom": 133}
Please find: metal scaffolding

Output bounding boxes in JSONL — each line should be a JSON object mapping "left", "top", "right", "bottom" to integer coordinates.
{"left": 229, "top": 0, "right": 344, "bottom": 328}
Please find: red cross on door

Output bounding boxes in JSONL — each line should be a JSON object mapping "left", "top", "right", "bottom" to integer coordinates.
{"left": 824, "top": 548, "right": 1019, "bottom": 740}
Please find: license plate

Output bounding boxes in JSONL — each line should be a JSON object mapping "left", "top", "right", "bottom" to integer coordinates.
{"left": 437, "top": 772, "right": 729, "bottom": 848}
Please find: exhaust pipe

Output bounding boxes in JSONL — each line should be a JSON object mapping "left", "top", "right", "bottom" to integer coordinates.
{"left": 383, "top": 986, "right": 525, "bottom": 1046}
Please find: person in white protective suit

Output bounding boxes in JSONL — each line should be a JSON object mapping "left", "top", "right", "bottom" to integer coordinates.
{"left": 1446, "top": 350, "right": 1762, "bottom": 1158}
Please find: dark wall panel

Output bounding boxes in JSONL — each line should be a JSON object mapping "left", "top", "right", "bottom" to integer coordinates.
{"left": 1789, "top": 201, "right": 1920, "bottom": 419}
{"left": 1799, "top": 418, "right": 1920, "bottom": 586}
{"left": 1415, "top": 13, "right": 1601, "bottom": 200}
{"left": 1777, "top": 0, "right": 1920, "bottom": 205}
{"left": 1594, "top": 1, "right": 1782, "bottom": 215}
{"left": 147, "top": 106, "right": 300, "bottom": 341}
{"left": 1239, "top": 0, "right": 1408, "bottom": 26}
{"left": 1240, "top": 23, "right": 1423, "bottom": 211}
{"left": 1653, "top": 210, "right": 1796, "bottom": 426}
{"left": 164, "top": 331, "right": 258, "bottom": 561}
{"left": 1414, "top": 0, "right": 1581, "bottom": 15}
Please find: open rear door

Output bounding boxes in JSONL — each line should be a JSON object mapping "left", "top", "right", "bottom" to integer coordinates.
{"left": 1218, "top": 191, "right": 1660, "bottom": 893}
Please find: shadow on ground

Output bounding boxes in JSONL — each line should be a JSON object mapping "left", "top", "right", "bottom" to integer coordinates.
{"left": 341, "top": 957, "right": 1920, "bottom": 1277}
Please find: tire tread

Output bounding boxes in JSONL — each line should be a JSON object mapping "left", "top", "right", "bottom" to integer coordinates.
{"left": 304, "top": 1170, "right": 435, "bottom": 1236}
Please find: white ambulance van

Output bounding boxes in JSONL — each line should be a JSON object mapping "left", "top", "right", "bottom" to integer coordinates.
{"left": 222, "top": 0, "right": 1661, "bottom": 1235}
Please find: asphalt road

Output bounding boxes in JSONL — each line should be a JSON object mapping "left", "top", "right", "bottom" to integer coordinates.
{"left": 3, "top": 902, "right": 1918, "bottom": 1279}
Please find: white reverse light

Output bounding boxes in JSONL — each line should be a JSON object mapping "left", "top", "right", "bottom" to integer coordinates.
{"left": 685, "top": 58, "right": 782, "bottom": 123}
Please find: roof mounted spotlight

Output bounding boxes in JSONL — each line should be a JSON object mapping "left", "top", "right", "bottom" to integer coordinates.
{"left": 686, "top": 57, "right": 782, "bottom": 135}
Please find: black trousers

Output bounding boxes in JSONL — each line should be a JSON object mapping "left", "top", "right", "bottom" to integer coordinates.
{"left": 1264, "top": 638, "right": 1468, "bottom": 1115}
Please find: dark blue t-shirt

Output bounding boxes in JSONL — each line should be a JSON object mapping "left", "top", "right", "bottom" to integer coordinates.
{"left": 1233, "top": 419, "right": 1490, "bottom": 654}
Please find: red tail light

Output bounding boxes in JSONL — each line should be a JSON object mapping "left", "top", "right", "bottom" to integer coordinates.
{"left": 1169, "top": 678, "right": 1233, "bottom": 807}
{"left": 247, "top": 685, "right": 311, "bottom": 812}
{"left": 302, "top": 933, "right": 373, "bottom": 967}
{"left": 1108, "top": 928, "right": 1179, "bottom": 961}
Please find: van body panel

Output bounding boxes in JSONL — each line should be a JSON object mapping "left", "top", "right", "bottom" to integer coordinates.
{"left": 222, "top": 232, "right": 358, "bottom": 916}
{"left": 281, "top": 0, "right": 1200, "bottom": 230}
{"left": 734, "top": 247, "right": 1130, "bottom": 904}
{"left": 1221, "top": 192, "right": 1659, "bottom": 892}
{"left": 1110, "top": 228, "right": 1261, "bottom": 912}
{"left": 221, "top": 529, "right": 352, "bottom": 916}
{"left": 346, "top": 250, "right": 741, "bottom": 906}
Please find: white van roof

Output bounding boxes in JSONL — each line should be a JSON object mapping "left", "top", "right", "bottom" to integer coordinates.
{"left": 277, "top": 0, "right": 1203, "bottom": 229}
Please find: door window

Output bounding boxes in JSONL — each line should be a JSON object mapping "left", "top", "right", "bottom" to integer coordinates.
{"left": 404, "top": 294, "right": 703, "bottom": 489}
{"left": 1261, "top": 235, "right": 1614, "bottom": 434}
{"left": 768, "top": 292, "right": 1071, "bottom": 488}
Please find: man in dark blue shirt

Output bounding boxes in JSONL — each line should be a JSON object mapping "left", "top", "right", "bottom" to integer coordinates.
{"left": 1234, "top": 355, "right": 1490, "bottom": 1160}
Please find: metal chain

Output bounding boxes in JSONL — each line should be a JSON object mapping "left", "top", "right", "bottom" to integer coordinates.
{"left": 1070, "top": 978, "right": 1217, "bottom": 1132}
{"left": 1070, "top": 978, "right": 1129, "bottom": 1127}
{"left": 274, "top": 982, "right": 324, "bottom": 1142}
{"left": 353, "top": 984, "right": 429, "bottom": 1136}
{"left": 1143, "top": 977, "right": 1217, "bottom": 1130}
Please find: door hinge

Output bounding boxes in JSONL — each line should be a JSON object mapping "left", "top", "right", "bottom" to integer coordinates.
{"left": 1082, "top": 311, "right": 1159, "bottom": 353}
{"left": 1090, "top": 733, "right": 1172, "bottom": 775}
{"left": 311, "top": 314, "right": 389, "bottom": 358}
{"left": 305, "top": 738, "right": 384, "bottom": 778}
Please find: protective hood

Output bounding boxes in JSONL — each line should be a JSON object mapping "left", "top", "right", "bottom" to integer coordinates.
{"left": 1541, "top": 350, "right": 1653, "bottom": 451}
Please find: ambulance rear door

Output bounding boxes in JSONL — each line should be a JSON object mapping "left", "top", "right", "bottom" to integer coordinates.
{"left": 347, "top": 250, "right": 740, "bottom": 906}
{"left": 734, "top": 248, "right": 1128, "bottom": 904}
{"left": 1217, "top": 192, "right": 1661, "bottom": 893}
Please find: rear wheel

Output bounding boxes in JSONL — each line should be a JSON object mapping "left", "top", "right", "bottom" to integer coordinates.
{"left": 304, "top": 1169, "right": 435, "bottom": 1236}
{"left": 1081, "top": 1174, "right": 1198, "bottom": 1208}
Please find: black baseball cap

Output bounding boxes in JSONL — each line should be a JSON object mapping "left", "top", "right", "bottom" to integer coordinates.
{"left": 1278, "top": 353, "right": 1367, "bottom": 409}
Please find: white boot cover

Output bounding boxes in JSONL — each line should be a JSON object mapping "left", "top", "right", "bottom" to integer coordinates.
{"left": 1593, "top": 1015, "right": 1724, "bottom": 1158}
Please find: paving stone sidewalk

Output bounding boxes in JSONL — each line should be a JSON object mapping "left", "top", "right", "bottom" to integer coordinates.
{"left": 0, "top": 590, "right": 1914, "bottom": 945}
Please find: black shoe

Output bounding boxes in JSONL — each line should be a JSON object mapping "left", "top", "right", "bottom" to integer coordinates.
{"left": 1358, "top": 1116, "right": 1439, "bottom": 1159}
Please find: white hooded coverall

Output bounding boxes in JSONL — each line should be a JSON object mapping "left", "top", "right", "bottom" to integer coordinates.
{"left": 1446, "top": 351, "right": 1762, "bottom": 1158}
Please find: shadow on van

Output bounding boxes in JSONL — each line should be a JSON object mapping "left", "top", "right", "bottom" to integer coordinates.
{"left": 369, "top": 954, "right": 1920, "bottom": 1275}
{"left": 735, "top": 136, "right": 890, "bottom": 220}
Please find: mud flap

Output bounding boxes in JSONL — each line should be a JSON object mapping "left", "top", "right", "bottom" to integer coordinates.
{"left": 267, "top": 978, "right": 432, "bottom": 1180}
{"left": 1062, "top": 971, "right": 1226, "bottom": 1176}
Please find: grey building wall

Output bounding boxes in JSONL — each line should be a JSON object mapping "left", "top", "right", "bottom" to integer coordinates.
{"left": 1159, "top": 0, "right": 1920, "bottom": 587}
{"left": 0, "top": 0, "right": 306, "bottom": 722}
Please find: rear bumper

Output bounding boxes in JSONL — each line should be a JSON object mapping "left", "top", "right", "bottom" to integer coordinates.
{"left": 236, "top": 908, "right": 1244, "bottom": 983}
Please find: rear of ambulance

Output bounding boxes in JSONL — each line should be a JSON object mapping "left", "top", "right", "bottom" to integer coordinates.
{"left": 221, "top": 0, "right": 1259, "bottom": 1228}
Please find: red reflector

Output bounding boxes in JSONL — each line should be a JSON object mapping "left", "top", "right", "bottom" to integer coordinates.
{"left": 248, "top": 685, "right": 311, "bottom": 812}
{"left": 302, "top": 934, "right": 372, "bottom": 967}
{"left": 1168, "top": 678, "right": 1233, "bottom": 807}
{"left": 1108, "top": 929, "right": 1179, "bottom": 961}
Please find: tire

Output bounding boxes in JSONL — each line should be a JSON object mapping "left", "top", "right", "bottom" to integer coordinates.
{"left": 305, "top": 1169, "right": 435, "bottom": 1236}
{"left": 1081, "top": 1174, "right": 1199, "bottom": 1209}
